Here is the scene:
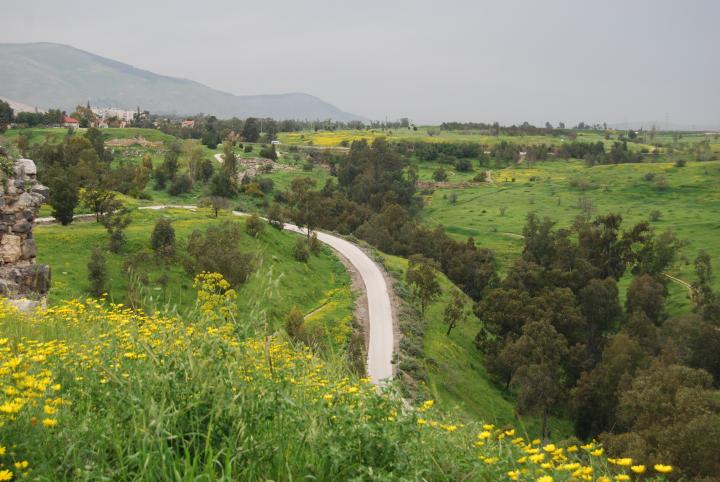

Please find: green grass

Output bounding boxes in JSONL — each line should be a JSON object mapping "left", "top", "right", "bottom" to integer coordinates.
{"left": 381, "top": 253, "right": 573, "bottom": 439}
{"left": 421, "top": 160, "right": 720, "bottom": 314}
{"left": 34, "top": 208, "right": 353, "bottom": 338}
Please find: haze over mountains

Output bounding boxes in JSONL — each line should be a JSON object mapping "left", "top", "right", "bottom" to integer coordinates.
{"left": 0, "top": 42, "right": 364, "bottom": 121}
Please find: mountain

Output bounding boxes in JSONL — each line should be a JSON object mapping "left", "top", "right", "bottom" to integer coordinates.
{"left": 0, "top": 42, "right": 364, "bottom": 121}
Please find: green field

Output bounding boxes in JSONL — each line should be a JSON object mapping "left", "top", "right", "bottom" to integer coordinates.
{"left": 34, "top": 208, "right": 354, "bottom": 343}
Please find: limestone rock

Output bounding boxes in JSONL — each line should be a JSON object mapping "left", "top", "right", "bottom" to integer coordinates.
{"left": 0, "top": 158, "right": 51, "bottom": 302}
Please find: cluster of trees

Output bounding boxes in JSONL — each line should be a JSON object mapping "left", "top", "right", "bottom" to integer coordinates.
{"left": 30, "top": 128, "right": 150, "bottom": 223}
{"left": 439, "top": 121, "right": 569, "bottom": 136}
{"left": 267, "top": 139, "right": 497, "bottom": 302}
{"left": 556, "top": 141, "right": 643, "bottom": 166}
{"left": 0, "top": 100, "right": 66, "bottom": 131}
{"left": 475, "top": 213, "right": 720, "bottom": 479}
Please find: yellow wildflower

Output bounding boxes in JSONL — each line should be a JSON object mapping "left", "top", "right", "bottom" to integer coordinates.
{"left": 654, "top": 464, "right": 673, "bottom": 474}
{"left": 42, "top": 418, "right": 58, "bottom": 427}
{"left": 615, "top": 475, "right": 630, "bottom": 481}
{"left": 630, "top": 465, "right": 646, "bottom": 474}
{"left": 0, "top": 470, "right": 12, "bottom": 481}
{"left": 537, "top": 476, "right": 553, "bottom": 482}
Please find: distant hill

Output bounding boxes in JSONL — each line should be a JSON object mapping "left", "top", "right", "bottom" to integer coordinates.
{"left": 0, "top": 42, "right": 364, "bottom": 121}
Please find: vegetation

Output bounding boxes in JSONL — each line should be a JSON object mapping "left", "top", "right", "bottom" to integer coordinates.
{"left": 0, "top": 288, "right": 676, "bottom": 481}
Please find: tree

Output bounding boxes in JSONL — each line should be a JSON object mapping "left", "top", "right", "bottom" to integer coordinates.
{"left": 162, "top": 140, "right": 182, "bottom": 180}
{"left": 79, "top": 188, "right": 116, "bottom": 222}
{"left": 579, "top": 277, "right": 621, "bottom": 357}
{"left": 608, "top": 363, "right": 720, "bottom": 480}
{"left": 185, "top": 221, "right": 255, "bottom": 286}
{"left": 267, "top": 203, "right": 286, "bottom": 229}
{"left": 626, "top": 274, "right": 667, "bottom": 324}
{"left": 288, "top": 177, "right": 323, "bottom": 240}
{"left": 47, "top": 172, "right": 79, "bottom": 225}
{"left": 209, "top": 171, "right": 237, "bottom": 198}
{"left": 242, "top": 118, "right": 261, "bottom": 143}
{"left": 0, "top": 100, "right": 13, "bottom": 132}
{"left": 151, "top": 218, "right": 175, "bottom": 259}
{"left": 87, "top": 247, "right": 107, "bottom": 297}
{"left": 101, "top": 203, "right": 132, "bottom": 253}
{"left": 200, "top": 196, "right": 230, "bottom": 218}
{"left": 406, "top": 255, "right": 441, "bottom": 315}
{"left": 443, "top": 290, "right": 468, "bottom": 336}
{"left": 504, "top": 320, "right": 569, "bottom": 438}
{"left": 222, "top": 138, "right": 238, "bottom": 177}
{"left": 245, "top": 213, "right": 265, "bottom": 237}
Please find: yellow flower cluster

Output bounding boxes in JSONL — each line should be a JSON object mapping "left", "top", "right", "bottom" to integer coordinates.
{"left": 193, "top": 272, "right": 238, "bottom": 321}
{"left": 416, "top": 400, "right": 674, "bottom": 481}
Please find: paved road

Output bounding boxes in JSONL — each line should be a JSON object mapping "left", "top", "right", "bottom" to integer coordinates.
{"left": 281, "top": 224, "right": 394, "bottom": 384}
{"left": 36, "top": 205, "right": 396, "bottom": 384}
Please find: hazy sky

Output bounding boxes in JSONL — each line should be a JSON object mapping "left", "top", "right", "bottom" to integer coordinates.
{"left": 3, "top": 0, "right": 719, "bottom": 126}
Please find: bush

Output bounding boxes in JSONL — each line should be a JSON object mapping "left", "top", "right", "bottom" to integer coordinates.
{"left": 259, "top": 145, "right": 277, "bottom": 161}
{"left": 293, "top": 238, "right": 309, "bottom": 262}
{"left": 675, "top": 159, "right": 687, "bottom": 167}
{"left": 210, "top": 172, "right": 237, "bottom": 198}
{"left": 244, "top": 144, "right": 253, "bottom": 153}
{"left": 256, "top": 177, "right": 274, "bottom": 193}
{"left": 454, "top": 158, "right": 473, "bottom": 172}
{"left": 309, "top": 232, "right": 321, "bottom": 254}
{"left": 432, "top": 168, "right": 448, "bottom": 182}
{"left": 151, "top": 218, "right": 175, "bottom": 258}
{"left": 185, "top": 221, "right": 255, "bottom": 286}
{"left": 284, "top": 305, "right": 305, "bottom": 340}
{"left": 168, "top": 173, "right": 193, "bottom": 196}
{"left": 154, "top": 169, "right": 168, "bottom": 190}
{"left": 245, "top": 213, "right": 265, "bottom": 237}
{"left": 87, "top": 247, "right": 107, "bottom": 297}
{"left": 649, "top": 210, "right": 662, "bottom": 222}
{"left": 267, "top": 203, "right": 286, "bottom": 229}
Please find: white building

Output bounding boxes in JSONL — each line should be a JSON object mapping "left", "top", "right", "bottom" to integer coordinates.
{"left": 90, "top": 106, "right": 137, "bottom": 122}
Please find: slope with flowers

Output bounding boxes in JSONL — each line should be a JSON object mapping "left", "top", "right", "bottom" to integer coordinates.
{"left": 0, "top": 277, "right": 675, "bottom": 481}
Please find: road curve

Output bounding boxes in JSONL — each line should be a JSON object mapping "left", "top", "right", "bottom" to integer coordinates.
{"left": 36, "top": 205, "right": 395, "bottom": 384}
{"left": 280, "top": 223, "right": 394, "bottom": 384}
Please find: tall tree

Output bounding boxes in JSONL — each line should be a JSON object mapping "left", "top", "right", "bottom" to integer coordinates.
{"left": 406, "top": 255, "right": 441, "bottom": 315}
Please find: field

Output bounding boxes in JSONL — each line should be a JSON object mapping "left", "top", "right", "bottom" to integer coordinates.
{"left": 277, "top": 127, "right": 662, "bottom": 151}
{"left": 34, "top": 208, "right": 354, "bottom": 342}
{"left": 422, "top": 159, "right": 720, "bottom": 314}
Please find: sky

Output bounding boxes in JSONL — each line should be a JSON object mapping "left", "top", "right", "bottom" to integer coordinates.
{"left": 2, "top": 0, "right": 719, "bottom": 126}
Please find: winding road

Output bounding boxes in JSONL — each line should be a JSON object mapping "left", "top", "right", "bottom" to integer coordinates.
{"left": 36, "top": 205, "right": 396, "bottom": 384}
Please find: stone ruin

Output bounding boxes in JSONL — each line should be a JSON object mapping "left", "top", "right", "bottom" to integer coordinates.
{"left": 0, "top": 158, "right": 51, "bottom": 309}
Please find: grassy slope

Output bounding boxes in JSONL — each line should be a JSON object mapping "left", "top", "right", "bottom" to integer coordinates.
{"left": 381, "top": 253, "right": 573, "bottom": 439}
{"left": 34, "top": 208, "right": 353, "bottom": 337}
{"left": 422, "top": 160, "right": 720, "bottom": 314}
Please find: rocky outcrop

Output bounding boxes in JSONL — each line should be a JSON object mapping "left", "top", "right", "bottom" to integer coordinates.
{"left": 0, "top": 158, "right": 51, "bottom": 308}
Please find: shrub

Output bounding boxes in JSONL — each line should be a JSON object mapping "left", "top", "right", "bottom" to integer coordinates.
{"left": 432, "top": 168, "right": 448, "bottom": 182}
{"left": 675, "top": 159, "right": 687, "bottom": 167}
{"left": 267, "top": 203, "right": 286, "bottom": 229}
{"left": 309, "top": 232, "right": 321, "bottom": 254}
{"left": 649, "top": 210, "right": 662, "bottom": 222}
{"left": 245, "top": 213, "right": 265, "bottom": 237}
{"left": 87, "top": 247, "right": 107, "bottom": 297}
{"left": 243, "top": 144, "right": 253, "bottom": 153}
{"left": 151, "top": 218, "right": 175, "bottom": 258}
{"left": 185, "top": 221, "right": 255, "bottom": 286}
{"left": 454, "top": 158, "right": 473, "bottom": 172}
{"left": 284, "top": 305, "right": 305, "bottom": 340}
{"left": 168, "top": 173, "right": 193, "bottom": 196}
{"left": 259, "top": 145, "right": 277, "bottom": 161}
{"left": 293, "top": 237, "right": 309, "bottom": 262}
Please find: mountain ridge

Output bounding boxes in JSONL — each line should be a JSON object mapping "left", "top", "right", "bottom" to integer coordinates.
{"left": 0, "top": 42, "right": 365, "bottom": 121}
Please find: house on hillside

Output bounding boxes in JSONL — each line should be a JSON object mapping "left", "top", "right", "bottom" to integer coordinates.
{"left": 63, "top": 116, "right": 80, "bottom": 129}
{"left": 181, "top": 120, "right": 195, "bottom": 129}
